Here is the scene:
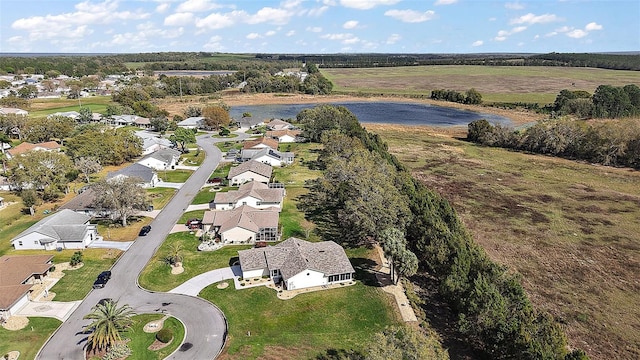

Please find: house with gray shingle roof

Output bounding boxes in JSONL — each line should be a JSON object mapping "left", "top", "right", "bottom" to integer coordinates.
{"left": 212, "top": 181, "right": 285, "bottom": 211}
{"left": 136, "top": 148, "right": 182, "bottom": 170}
{"left": 135, "top": 131, "right": 173, "bottom": 155}
{"left": 106, "top": 163, "right": 158, "bottom": 188}
{"left": 202, "top": 205, "right": 279, "bottom": 244}
{"left": 0, "top": 255, "right": 53, "bottom": 320}
{"left": 242, "top": 147, "right": 294, "bottom": 167}
{"left": 227, "top": 160, "right": 273, "bottom": 186}
{"left": 11, "top": 209, "right": 100, "bottom": 250}
{"left": 238, "top": 237, "right": 355, "bottom": 290}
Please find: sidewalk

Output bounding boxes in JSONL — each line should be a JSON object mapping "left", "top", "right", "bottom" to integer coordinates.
{"left": 374, "top": 245, "right": 418, "bottom": 322}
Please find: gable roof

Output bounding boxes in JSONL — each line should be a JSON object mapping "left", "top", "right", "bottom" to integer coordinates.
{"left": 177, "top": 117, "right": 204, "bottom": 127}
{"left": 0, "top": 255, "right": 53, "bottom": 310}
{"left": 203, "top": 205, "right": 279, "bottom": 233}
{"left": 138, "top": 148, "right": 181, "bottom": 164}
{"left": 266, "top": 129, "right": 302, "bottom": 139}
{"left": 228, "top": 160, "right": 273, "bottom": 180}
{"left": 0, "top": 107, "right": 28, "bottom": 116}
{"left": 107, "top": 163, "right": 155, "bottom": 183}
{"left": 238, "top": 238, "right": 355, "bottom": 281}
{"left": 267, "top": 119, "right": 292, "bottom": 130}
{"left": 7, "top": 141, "right": 61, "bottom": 157}
{"left": 213, "top": 181, "right": 284, "bottom": 205}
{"left": 243, "top": 137, "right": 279, "bottom": 150}
{"left": 59, "top": 188, "right": 99, "bottom": 211}
{"left": 248, "top": 148, "right": 294, "bottom": 162}
{"left": 12, "top": 209, "right": 91, "bottom": 244}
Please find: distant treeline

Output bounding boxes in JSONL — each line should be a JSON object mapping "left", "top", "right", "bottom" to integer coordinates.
{"left": 468, "top": 118, "right": 640, "bottom": 169}
{"left": 431, "top": 88, "right": 482, "bottom": 104}
{"left": 1, "top": 52, "right": 638, "bottom": 77}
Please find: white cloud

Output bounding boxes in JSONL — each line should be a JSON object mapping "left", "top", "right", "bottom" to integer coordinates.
{"left": 164, "top": 12, "right": 194, "bottom": 26}
{"left": 306, "top": 26, "right": 322, "bottom": 32}
{"left": 493, "top": 26, "right": 527, "bottom": 41}
{"left": 340, "top": 0, "right": 400, "bottom": 10}
{"left": 246, "top": 7, "right": 293, "bottom": 25}
{"left": 510, "top": 13, "right": 561, "bottom": 25}
{"left": 556, "top": 26, "right": 572, "bottom": 33}
{"left": 266, "top": 30, "right": 277, "bottom": 36}
{"left": 156, "top": 3, "right": 171, "bottom": 13}
{"left": 567, "top": 29, "right": 587, "bottom": 38}
{"left": 8, "top": 36, "right": 23, "bottom": 43}
{"left": 505, "top": 2, "right": 525, "bottom": 10}
{"left": 308, "top": 6, "right": 329, "bottom": 16}
{"left": 495, "top": 36, "right": 507, "bottom": 41}
{"left": 385, "top": 9, "right": 436, "bottom": 23}
{"left": 386, "top": 33, "right": 401, "bottom": 44}
{"left": 286, "top": 30, "right": 296, "bottom": 36}
{"left": 343, "top": 20, "right": 359, "bottom": 29}
{"left": 195, "top": 11, "right": 243, "bottom": 30}
{"left": 246, "top": 33, "right": 262, "bottom": 39}
{"left": 489, "top": 17, "right": 496, "bottom": 21}
{"left": 435, "top": 0, "right": 458, "bottom": 5}
{"left": 321, "top": 32, "right": 360, "bottom": 45}
{"left": 176, "top": 0, "right": 222, "bottom": 13}
{"left": 585, "top": 22, "right": 603, "bottom": 31}
{"left": 511, "top": 26, "right": 527, "bottom": 33}
{"left": 544, "top": 31, "right": 558, "bottom": 37}
{"left": 472, "top": 40, "right": 483, "bottom": 46}
{"left": 203, "top": 35, "right": 224, "bottom": 51}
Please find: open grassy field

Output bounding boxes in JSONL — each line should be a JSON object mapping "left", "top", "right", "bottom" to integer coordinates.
{"left": 202, "top": 246, "right": 401, "bottom": 360}
{"left": 322, "top": 65, "right": 640, "bottom": 104}
{"left": 27, "top": 96, "right": 112, "bottom": 117}
{"left": 366, "top": 123, "right": 640, "bottom": 360}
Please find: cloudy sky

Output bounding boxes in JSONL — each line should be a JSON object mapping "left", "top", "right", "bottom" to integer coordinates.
{"left": 1, "top": 0, "right": 638, "bottom": 54}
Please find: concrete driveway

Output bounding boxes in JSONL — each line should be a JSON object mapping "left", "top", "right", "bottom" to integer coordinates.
{"left": 87, "top": 239, "right": 133, "bottom": 251}
{"left": 17, "top": 300, "right": 81, "bottom": 322}
{"left": 169, "top": 266, "right": 242, "bottom": 296}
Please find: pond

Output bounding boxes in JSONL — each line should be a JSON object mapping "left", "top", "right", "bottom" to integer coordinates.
{"left": 229, "top": 102, "right": 512, "bottom": 127}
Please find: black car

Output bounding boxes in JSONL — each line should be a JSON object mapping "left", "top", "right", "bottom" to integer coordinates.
{"left": 139, "top": 225, "right": 151, "bottom": 236}
{"left": 92, "top": 271, "right": 112, "bottom": 289}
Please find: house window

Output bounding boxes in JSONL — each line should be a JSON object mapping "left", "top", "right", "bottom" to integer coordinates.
{"left": 34, "top": 240, "right": 39, "bottom": 244}
{"left": 18, "top": 241, "right": 23, "bottom": 246}
{"left": 242, "top": 201, "right": 247, "bottom": 205}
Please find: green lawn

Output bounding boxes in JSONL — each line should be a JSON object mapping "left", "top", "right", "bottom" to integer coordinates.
{"left": 49, "top": 249, "right": 121, "bottom": 301}
{"left": 199, "top": 247, "right": 400, "bottom": 359}
{"left": 191, "top": 188, "right": 218, "bottom": 205}
{"left": 138, "top": 232, "right": 252, "bottom": 292}
{"left": 279, "top": 187, "right": 317, "bottom": 241}
{"left": 124, "top": 314, "right": 185, "bottom": 360}
{"left": 157, "top": 169, "right": 193, "bottom": 183}
{"left": 216, "top": 141, "right": 244, "bottom": 152}
{"left": 272, "top": 142, "right": 322, "bottom": 187}
{"left": 29, "top": 96, "right": 113, "bottom": 117}
{"left": 180, "top": 150, "right": 205, "bottom": 166}
{"left": 0, "top": 317, "right": 62, "bottom": 359}
{"left": 210, "top": 162, "right": 232, "bottom": 179}
{"left": 146, "top": 187, "right": 177, "bottom": 209}
{"left": 177, "top": 210, "right": 205, "bottom": 224}
{"left": 96, "top": 216, "right": 153, "bottom": 242}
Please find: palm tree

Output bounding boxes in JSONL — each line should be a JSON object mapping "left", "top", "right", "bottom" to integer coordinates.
{"left": 83, "top": 300, "right": 135, "bottom": 353}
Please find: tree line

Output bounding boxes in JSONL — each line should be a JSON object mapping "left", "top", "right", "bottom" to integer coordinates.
{"left": 296, "top": 105, "right": 587, "bottom": 360}
{"left": 430, "top": 88, "right": 482, "bottom": 104}
{"left": 468, "top": 117, "right": 640, "bottom": 169}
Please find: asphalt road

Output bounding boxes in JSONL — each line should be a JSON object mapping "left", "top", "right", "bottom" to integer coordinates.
{"left": 36, "top": 131, "right": 250, "bottom": 360}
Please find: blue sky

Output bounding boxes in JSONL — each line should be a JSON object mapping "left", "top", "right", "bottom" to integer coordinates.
{"left": 0, "top": 0, "right": 638, "bottom": 54}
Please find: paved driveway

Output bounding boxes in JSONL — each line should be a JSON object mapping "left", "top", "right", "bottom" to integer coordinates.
{"left": 17, "top": 300, "right": 81, "bottom": 322}
{"left": 87, "top": 239, "right": 133, "bottom": 251}
{"left": 169, "top": 266, "right": 242, "bottom": 296}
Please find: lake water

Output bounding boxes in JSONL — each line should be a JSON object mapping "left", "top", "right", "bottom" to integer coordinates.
{"left": 229, "top": 102, "right": 512, "bottom": 127}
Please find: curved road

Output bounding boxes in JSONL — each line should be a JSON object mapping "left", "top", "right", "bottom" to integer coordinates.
{"left": 37, "top": 131, "right": 249, "bottom": 360}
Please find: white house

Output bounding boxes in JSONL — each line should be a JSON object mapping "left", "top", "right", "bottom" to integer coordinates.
{"left": 212, "top": 181, "right": 284, "bottom": 211}
{"left": 238, "top": 238, "right": 355, "bottom": 291}
{"left": 266, "top": 119, "right": 294, "bottom": 131}
{"left": 227, "top": 160, "right": 273, "bottom": 186}
{"left": 135, "top": 131, "right": 173, "bottom": 155}
{"left": 177, "top": 117, "right": 204, "bottom": 129}
{"left": 202, "top": 205, "right": 279, "bottom": 244}
{"left": 11, "top": 210, "right": 100, "bottom": 250}
{"left": 106, "top": 163, "right": 158, "bottom": 188}
{"left": 0, "top": 255, "right": 53, "bottom": 320}
{"left": 243, "top": 137, "right": 279, "bottom": 150}
{"left": 266, "top": 130, "right": 302, "bottom": 143}
{"left": 136, "top": 148, "right": 182, "bottom": 171}
{"left": 0, "top": 107, "right": 28, "bottom": 116}
{"left": 245, "top": 148, "right": 294, "bottom": 167}
{"left": 48, "top": 111, "right": 80, "bottom": 120}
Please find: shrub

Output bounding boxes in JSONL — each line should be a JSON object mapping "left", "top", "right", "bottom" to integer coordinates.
{"left": 102, "top": 343, "right": 131, "bottom": 360}
{"left": 156, "top": 328, "right": 173, "bottom": 343}
{"left": 69, "top": 251, "right": 83, "bottom": 266}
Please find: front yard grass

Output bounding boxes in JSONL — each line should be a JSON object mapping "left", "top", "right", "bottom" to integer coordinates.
{"left": 157, "top": 169, "right": 193, "bottom": 183}
{"left": 216, "top": 141, "right": 243, "bottom": 152}
{"left": 0, "top": 317, "right": 62, "bottom": 359}
{"left": 146, "top": 187, "right": 177, "bottom": 209}
{"left": 96, "top": 216, "right": 153, "bottom": 242}
{"left": 49, "top": 248, "right": 121, "bottom": 301}
{"left": 178, "top": 210, "right": 205, "bottom": 224}
{"left": 210, "top": 162, "right": 232, "bottom": 179}
{"left": 191, "top": 187, "right": 218, "bottom": 205}
{"left": 124, "top": 314, "right": 185, "bottom": 360}
{"left": 180, "top": 150, "right": 205, "bottom": 166}
{"left": 272, "top": 142, "right": 322, "bottom": 187}
{"left": 279, "top": 187, "right": 317, "bottom": 241}
{"left": 138, "top": 232, "right": 252, "bottom": 292}
{"left": 199, "top": 247, "right": 400, "bottom": 359}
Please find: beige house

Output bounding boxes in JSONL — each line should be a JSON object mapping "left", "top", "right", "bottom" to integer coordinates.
{"left": 203, "top": 205, "right": 279, "bottom": 244}
{"left": 6, "top": 141, "right": 61, "bottom": 160}
{"left": 0, "top": 255, "right": 53, "bottom": 320}
{"left": 212, "top": 181, "right": 285, "bottom": 211}
{"left": 227, "top": 160, "right": 273, "bottom": 186}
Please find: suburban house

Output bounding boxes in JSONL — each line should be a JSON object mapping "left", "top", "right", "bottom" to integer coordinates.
{"left": 237, "top": 117, "right": 264, "bottom": 130}
{"left": 228, "top": 160, "right": 273, "bottom": 186}
{"left": 243, "top": 137, "right": 280, "bottom": 151}
{"left": 0, "top": 107, "right": 28, "bottom": 116}
{"left": 111, "top": 114, "right": 150, "bottom": 128}
{"left": 212, "top": 181, "right": 285, "bottom": 211}
{"left": 266, "top": 129, "right": 302, "bottom": 143}
{"left": 48, "top": 111, "right": 80, "bottom": 120}
{"left": 136, "top": 148, "right": 181, "bottom": 170}
{"left": 243, "top": 147, "right": 294, "bottom": 167}
{"left": 266, "top": 119, "right": 294, "bottom": 131}
{"left": 135, "top": 131, "right": 173, "bottom": 155}
{"left": 238, "top": 237, "right": 355, "bottom": 291}
{"left": 0, "top": 255, "right": 54, "bottom": 320}
{"left": 11, "top": 209, "right": 99, "bottom": 250}
{"left": 5, "top": 141, "right": 61, "bottom": 160}
{"left": 106, "top": 163, "right": 158, "bottom": 188}
{"left": 58, "top": 188, "right": 111, "bottom": 218}
{"left": 177, "top": 117, "right": 204, "bottom": 129}
{"left": 202, "top": 205, "right": 279, "bottom": 244}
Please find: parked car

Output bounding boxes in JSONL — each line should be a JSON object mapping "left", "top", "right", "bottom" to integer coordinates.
{"left": 185, "top": 218, "right": 202, "bottom": 229}
{"left": 207, "top": 177, "right": 223, "bottom": 185}
{"left": 139, "top": 225, "right": 151, "bottom": 236}
{"left": 92, "top": 271, "right": 112, "bottom": 289}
